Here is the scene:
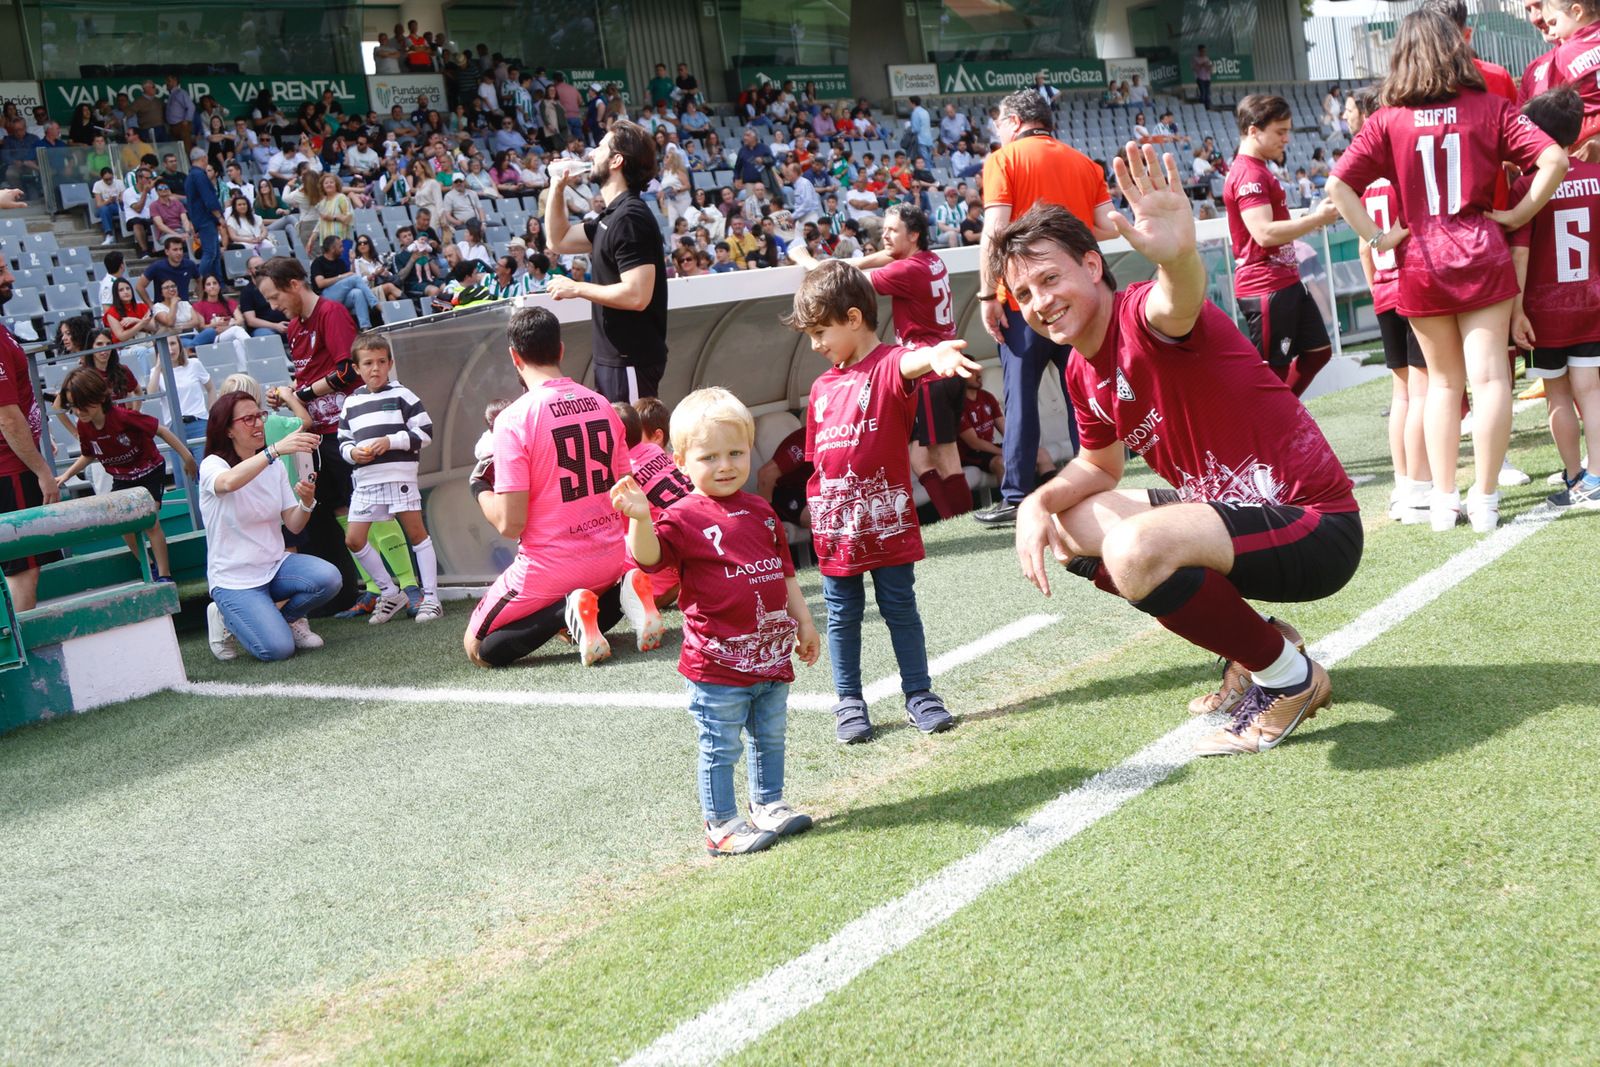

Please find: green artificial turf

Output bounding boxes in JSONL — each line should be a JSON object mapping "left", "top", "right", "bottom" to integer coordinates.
{"left": 0, "top": 378, "right": 1595, "bottom": 1065}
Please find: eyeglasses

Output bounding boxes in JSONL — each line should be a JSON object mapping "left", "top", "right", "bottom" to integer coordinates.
{"left": 231, "top": 411, "right": 266, "bottom": 426}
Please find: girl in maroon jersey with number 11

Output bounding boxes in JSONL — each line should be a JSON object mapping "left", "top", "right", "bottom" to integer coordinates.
{"left": 1328, "top": 8, "right": 1569, "bottom": 533}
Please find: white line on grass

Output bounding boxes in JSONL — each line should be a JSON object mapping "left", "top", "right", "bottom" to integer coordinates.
{"left": 624, "top": 503, "right": 1565, "bottom": 1067}
{"left": 172, "top": 615, "right": 1062, "bottom": 712}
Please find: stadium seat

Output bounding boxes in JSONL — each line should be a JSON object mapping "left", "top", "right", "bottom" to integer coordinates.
{"left": 379, "top": 299, "right": 420, "bottom": 323}
{"left": 379, "top": 206, "right": 412, "bottom": 232}
{"left": 50, "top": 265, "right": 92, "bottom": 288}
{"left": 691, "top": 172, "right": 716, "bottom": 191}
{"left": 3, "top": 288, "right": 44, "bottom": 317}
{"left": 44, "top": 283, "right": 89, "bottom": 311}
{"left": 54, "top": 245, "right": 92, "bottom": 270}
{"left": 21, "top": 232, "right": 59, "bottom": 255}
{"left": 236, "top": 333, "right": 289, "bottom": 377}
{"left": 12, "top": 267, "right": 49, "bottom": 291}
{"left": 57, "top": 182, "right": 91, "bottom": 224}
{"left": 222, "top": 249, "right": 251, "bottom": 281}
{"left": 0, "top": 217, "right": 24, "bottom": 240}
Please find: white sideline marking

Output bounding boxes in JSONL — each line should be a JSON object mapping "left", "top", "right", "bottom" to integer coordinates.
{"left": 623, "top": 503, "right": 1565, "bottom": 1067}
{"left": 172, "top": 614, "right": 1062, "bottom": 711}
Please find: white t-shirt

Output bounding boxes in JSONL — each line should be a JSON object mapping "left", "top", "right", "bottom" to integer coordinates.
{"left": 172, "top": 358, "right": 210, "bottom": 418}
{"left": 199, "top": 452, "right": 296, "bottom": 590}
{"left": 93, "top": 177, "right": 125, "bottom": 205}
{"left": 121, "top": 184, "right": 153, "bottom": 221}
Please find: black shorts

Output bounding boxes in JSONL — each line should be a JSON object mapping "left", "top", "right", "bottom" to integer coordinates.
{"left": 1528, "top": 340, "right": 1600, "bottom": 378}
{"left": 111, "top": 464, "right": 167, "bottom": 509}
{"left": 593, "top": 360, "right": 665, "bottom": 404}
{"left": 0, "top": 469, "right": 64, "bottom": 577}
{"left": 912, "top": 376, "right": 964, "bottom": 447}
{"left": 1377, "top": 309, "right": 1426, "bottom": 371}
{"left": 314, "top": 434, "right": 354, "bottom": 512}
{"left": 772, "top": 484, "right": 808, "bottom": 525}
{"left": 1239, "top": 283, "right": 1331, "bottom": 367}
{"left": 1148, "top": 488, "right": 1363, "bottom": 603}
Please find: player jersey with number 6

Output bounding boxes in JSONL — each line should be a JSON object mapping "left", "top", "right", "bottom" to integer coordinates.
{"left": 1510, "top": 158, "right": 1600, "bottom": 349}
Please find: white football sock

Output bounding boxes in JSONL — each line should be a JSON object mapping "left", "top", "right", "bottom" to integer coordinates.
{"left": 1250, "top": 638, "right": 1309, "bottom": 690}
{"left": 351, "top": 543, "right": 398, "bottom": 595}
{"left": 413, "top": 537, "right": 438, "bottom": 597}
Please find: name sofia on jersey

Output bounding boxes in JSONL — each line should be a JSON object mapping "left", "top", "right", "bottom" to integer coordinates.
{"left": 814, "top": 416, "right": 879, "bottom": 453}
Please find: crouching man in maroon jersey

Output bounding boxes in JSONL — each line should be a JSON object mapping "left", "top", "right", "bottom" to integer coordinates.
{"left": 1000, "top": 145, "right": 1364, "bottom": 755}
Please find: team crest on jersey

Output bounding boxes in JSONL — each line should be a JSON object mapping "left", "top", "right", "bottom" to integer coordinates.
{"left": 1279, "top": 337, "right": 1292, "bottom": 356}
{"left": 1115, "top": 369, "right": 1134, "bottom": 402}
{"left": 764, "top": 516, "right": 776, "bottom": 532}
{"left": 857, "top": 381, "right": 872, "bottom": 413}
{"left": 813, "top": 394, "right": 828, "bottom": 421}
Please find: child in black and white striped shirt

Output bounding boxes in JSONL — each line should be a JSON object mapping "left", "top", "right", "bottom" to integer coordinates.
{"left": 337, "top": 334, "right": 441, "bottom": 623}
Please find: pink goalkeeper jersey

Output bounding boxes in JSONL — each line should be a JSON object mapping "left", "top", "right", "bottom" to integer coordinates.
{"left": 630, "top": 440, "right": 693, "bottom": 515}
{"left": 1510, "top": 160, "right": 1600, "bottom": 349}
{"left": 1360, "top": 179, "right": 1403, "bottom": 315}
{"left": 638, "top": 490, "right": 798, "bottom": 687}
{"left": 804, "top": 343, "right": 923, "bottom": 576}
{"left": 869, "top": 250, "right": 956, "bottom": 348}
{"left": 1332, "top": 90, "right": 1554, "bottom": 318}
{"left": 1223, "top": 153, "right": 1302, "bottom": 298}
{"left": 1067, "top": 283, "right": 1356, "bottom": 513}
{"left": 492, "top": 377, "right": 632, "bottom": 574}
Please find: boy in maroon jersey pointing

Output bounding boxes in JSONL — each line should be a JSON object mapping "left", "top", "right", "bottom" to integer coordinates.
{"left": 999, "top": 145, "right": 1363, "bottom": 756}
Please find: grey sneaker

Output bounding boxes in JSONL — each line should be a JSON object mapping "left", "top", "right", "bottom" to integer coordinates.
{"left": 705, "top": 818, "right": 778, "bottom": 856}
{"left": 749, "top": 800, "right": 814, "bottom": 837}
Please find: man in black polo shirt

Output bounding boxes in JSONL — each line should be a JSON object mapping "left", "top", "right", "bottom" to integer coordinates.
{"left": 545, "top": 119, "right": 668, "bottom": 402}
{"left": 237, "top": 254, "right": 290, "bottom": 338}
{"left": 136, "top": 235, "right": 201, "bottom": 303}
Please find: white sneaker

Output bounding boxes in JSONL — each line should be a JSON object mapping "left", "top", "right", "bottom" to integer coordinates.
{"left": 206, "top": 602, "right": 239, "bottom": 661}
{"left": 100, "top": 234, "right": 115, "bottom": 246}
{"left": 563, "top": 588, "right": 611, "bottom": 666}
{"left": 413, "top": 595, "right": 444, "bottom": 622}
{"left": 1398, "top": 480, "right": 1431, "bottom": 525}
{"left": 288, "top": 617, "right": 324, "bottom": 649}
{"left": 748, "top": 799, "right": 814, "bottom": 837}
{"left": 1466, "top": 489, "right": 1500, "bottom": 533}
{"left": 368, "top": 588, "right": 411, "bottom": 625}
{"left": 1497, "top": 460, "right": 1531, "bottom": 487}
{"left": 1430, "top": 489, "right": 1462, "bottom": 532}
{"left": 619, "top": 567, "right": 665, "bottom": 652}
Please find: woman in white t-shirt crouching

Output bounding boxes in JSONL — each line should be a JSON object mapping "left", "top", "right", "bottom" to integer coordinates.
{"left": 200, "top": 390, "right": 341, "bottom": 661}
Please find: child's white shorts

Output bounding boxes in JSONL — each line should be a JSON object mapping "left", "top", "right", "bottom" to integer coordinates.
{"left": 348, "top": 480, "right": 422, "bottom": 523}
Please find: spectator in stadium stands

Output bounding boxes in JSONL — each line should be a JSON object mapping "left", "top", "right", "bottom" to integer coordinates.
{"left": 137, "top": 234, "right": 199, "bottom": 303}
{"left": 89, "top": 166, "right": 124, "bottom": 247}
{"left": 164, "top": 74, "right": 195, "bottom": 151}
{"left": 1193, "top": 45, "right": 1214, "bottom": 108}
{"left": 199, "top": 391, "right": 336, "bottom": 661}
{"left": 345, "top": 133, "right": 381, "bottom": 182}
{"left": 1032, "top": 72, "right": 1061, "bottom": 108}
{"left": 373, "top": 31, "right": 402, "bottom": 74}
{"left": 785, "top": 160, "right": 822, "bottom": 225}
{"left": 974, "top": 88, "right": 1118, "bottom": 528}
{"left": 723, "top": 215, "right": 759, "bottom": 268}
{"left": 440, "top": 174, "right": 484, "bottom": 240}
{"left": 184, "top": 147, "right": 225, "bottom": 285}
{"left": 308, "top": 236, "right": 379, "bottom": 329}
{"left": 733, "top": 127, "right": 778, "bottom": 196}
{"left": 1, "top": 118, "right": 43, "bottom": 197}
{"left": 680, "top": 100, "right": 710, "bottom": 136}
{"left": 130, "top": 81, "right": 165, "bottom": 141}
{"left": 907, "top": 96, "right": 935, "bottom": 157}
{"left": 940, "top": 103, "right": 970, "bottom": 149}
{"left": 1127, "top": 74, "right": 1151, "bottom": 108}
{"left": 236, "top": 257, "right": 288, "bottom": 338}
{"left": 405, "top": 21, "right": 432, "bottom": 72}
{"left": 543, "top": 121, "right": 668, "bottom": 401}
{"left": 933, "top": 186, "right": 965, "bottom": 248}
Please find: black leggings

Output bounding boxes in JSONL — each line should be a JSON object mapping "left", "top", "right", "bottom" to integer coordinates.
{"left": 478, "top": 584, "right": 624, "bottom": 667}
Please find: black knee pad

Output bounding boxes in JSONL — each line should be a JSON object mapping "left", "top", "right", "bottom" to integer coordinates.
{"left": 1129, "top": 566, "right": 1206, "bottom": 617}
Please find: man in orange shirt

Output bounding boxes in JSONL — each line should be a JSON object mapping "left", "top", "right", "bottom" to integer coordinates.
{"left": 974, "top": 89, "right": 1119, "bottom": 526}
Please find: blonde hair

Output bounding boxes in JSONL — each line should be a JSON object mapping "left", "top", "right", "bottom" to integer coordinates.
{"left": 220, "top": 372, "right": 262, "bottom": 402}
{"left": 669, "top": 386, "right": 755, "bottom": 457}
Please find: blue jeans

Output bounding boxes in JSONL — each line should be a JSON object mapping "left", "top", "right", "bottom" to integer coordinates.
{"left": 999, "top": 309, "right": 1079, "bottom": 504}
{"left": 210, "top": 553, "right": 342, "bottom": 661}
{"left": 320, "top": 275, "right": 377, "bottom": 329}
{"left": 182, "top": 327, "right": 218, "bottom": 347}
{"left": 195, "top": 223, "right": 222, "bottom": 285}
{"left": 684, "top": 679, "right": 790, "bottom": 822}
{"left": 97, "top": 202, "right": 119, "bottom": 235}
{"left": 821, "top": 564, "right": 930, "bottom": 699}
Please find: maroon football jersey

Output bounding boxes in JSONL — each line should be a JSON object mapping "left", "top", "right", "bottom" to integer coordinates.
{"left": 869, "top": 250, "right": 956, "bottom": 348}
{"left": 1066, "top": 283, "right": 1356, "bottom": 513}
{"left": 1360, "top": 179, "right": 1403, "bottom": 315}
{"left": 1510, "top": 159, "right": 1600, "bottom": 348}
{"left": 1332, "top": 90, "right": 1554, "bottom": 317}
{"left": 77, "top": 406, "right": 163, "bottom": 481}
{"left": 1223, "top": 153, "right": 1302, "bottom": 298}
